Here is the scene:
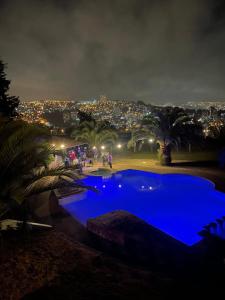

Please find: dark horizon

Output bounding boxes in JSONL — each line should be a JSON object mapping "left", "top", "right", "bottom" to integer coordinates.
{"left": 1, "top": 0, "right": 225, "bottom": 104}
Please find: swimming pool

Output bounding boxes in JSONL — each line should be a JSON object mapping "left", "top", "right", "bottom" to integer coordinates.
{"left": 61, "top": 169, "right": 225, "bottom": 246}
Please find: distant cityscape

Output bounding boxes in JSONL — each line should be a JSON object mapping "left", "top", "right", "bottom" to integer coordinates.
{"left": 18, "top": 96, "right": 225, "bottom": 136}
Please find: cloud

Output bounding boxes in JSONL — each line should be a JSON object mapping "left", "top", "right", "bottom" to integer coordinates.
{"left": 0, "top": 0, "right": 225, "bottom": 103}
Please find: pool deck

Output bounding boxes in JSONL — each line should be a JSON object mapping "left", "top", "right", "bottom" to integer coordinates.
{"left": 83, "top": 158, "right": 225, "bottom": 192}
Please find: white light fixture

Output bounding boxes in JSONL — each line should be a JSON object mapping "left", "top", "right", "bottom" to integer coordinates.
{"left": 149, "top": 138, "right": 154, "bottom": 143}
{"left": 60, "top": 144, "right": 65, "bottom": 149}
{"left": 117, "top": 144, "right": 122, "bottom": 149}
{"left": 101, "top": 145, "right": 105, "bottom": 150}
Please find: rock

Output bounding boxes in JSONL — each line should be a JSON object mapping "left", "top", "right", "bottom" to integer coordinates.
{"left": 87, "top": 210, "right": 147, "bottom": 246}
{"left": 87, "top": 210, "right": 188, "bottom": 267}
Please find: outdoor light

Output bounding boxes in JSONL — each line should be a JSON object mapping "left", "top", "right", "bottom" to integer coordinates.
{"left": 117, "top": 144, "right": 122, "bottom": 149}
{"left": 60, "top": 144, "right": 65, "bottom": 149}
{"left": 93, "top": 146, "right": 96, "bottom": 150}
{"left": 52, "top": 143, "right": 56, "bottom": 147}
{"left": 149, "top": 138, "right": 154, "bottom": 143}
{"left": 101, "top": 145, "right": 105, "bottom": 150}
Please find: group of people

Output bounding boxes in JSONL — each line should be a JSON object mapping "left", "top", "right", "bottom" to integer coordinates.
{"left": 63, "top": 146, "right": 113, "bottom": 170}
{"left": 64, "top": 147, "right": 93, "bottom": 171}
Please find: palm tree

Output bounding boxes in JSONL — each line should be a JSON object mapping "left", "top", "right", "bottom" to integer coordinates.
{"left": 71, "top": 120, "right": 118, "bottom": 151}
{"left": 127, "top": 128, "right": 153, "bottom": 152}
{"left": 0, "top": 119, "right": 81, "bottom": 218}
{"left": 141, "top": 108, "right": 190, "bottom": 165}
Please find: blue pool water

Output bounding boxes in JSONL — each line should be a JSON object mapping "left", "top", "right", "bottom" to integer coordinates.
{"left": 61, "top": 169, "right": 225, "bottom": 246}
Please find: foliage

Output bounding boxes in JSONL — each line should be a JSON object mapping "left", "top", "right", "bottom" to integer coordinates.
{"left": 0, "top": 119, "right": 81, "bottom": 218}
{"left": 127, "top": 128, "right": 153, "bottom": 152}
{"left": 77, "top": 109, "right": 95, "bottom": 124}
{"left": 140, "top": 107, "right": 192, "bottom": 164}
{"left": 71, "top": 120, "right": 118, "bottom": 149}
{"left": 0, "top": 60, "right": 19, "bottom": 118}
{"left": 142, "top": 107, "right": 190, "bottom": 142}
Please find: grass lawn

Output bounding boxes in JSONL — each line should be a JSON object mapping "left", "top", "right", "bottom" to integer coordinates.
{"left": 115, "top": 150, "right": 218, "bottom": 162}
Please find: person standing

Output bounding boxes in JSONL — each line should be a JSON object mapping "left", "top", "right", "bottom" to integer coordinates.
{"left": 82, "top": 151, "right": 87, "bottom": 167}
{"left": 93, "top": 147, "right": 98, "bottom": 161}
{"left": 69, "top": 150, "right": 76, "bottom": 165}
{"left": 102, "top": 153, "right": 106, "bottom": 166}
{"left": 78, "top": 156, "right": 83, "bottom": 174}
{"left": 64, "top": 156, "right": 70, "bottom": 168}
{"left": 108, "top": 153, "right": 113, "bottom": 169}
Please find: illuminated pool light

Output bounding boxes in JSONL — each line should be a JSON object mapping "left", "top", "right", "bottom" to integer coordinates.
{"left": 61, "top": 169, "right": 225, "bottom": 246}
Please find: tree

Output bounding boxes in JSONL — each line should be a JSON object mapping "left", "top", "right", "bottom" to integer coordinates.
{"left": 0, "top": 60, "right": 19, "bottom": 118}
{"left": 77, "top": 109, "right": 95, "bottom": 124}
{"left": 141, "top": 108, "right": 190, "bottom": 165}
{"left": 0, "top": 120, "right": 81, "bottom": 218}
{"left": 127, "top": 128, "right": 153, "bottom": 152}
{"left": 71, "top": 120, "right": 118, "bottom": 150}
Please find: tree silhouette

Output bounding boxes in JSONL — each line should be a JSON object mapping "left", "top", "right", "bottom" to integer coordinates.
{"left": 77, "top": 109, "right": 95, "bottom": 124}
{"left": 0, "top": 60, "right": 19, "bottom": 118}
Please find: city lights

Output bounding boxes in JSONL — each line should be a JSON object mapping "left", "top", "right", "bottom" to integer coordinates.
{"left": 18, "top": 98, "right": 225, "bottom": 137}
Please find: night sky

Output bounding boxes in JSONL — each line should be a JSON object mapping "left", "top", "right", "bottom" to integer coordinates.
{"left": 1, "top": 0, "right": 225, "bottom": 104}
